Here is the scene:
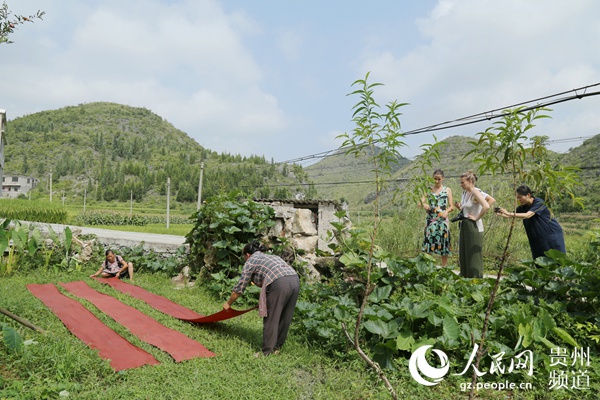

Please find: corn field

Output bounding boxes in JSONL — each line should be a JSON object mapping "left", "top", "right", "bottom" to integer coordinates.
{"left": 0, "top": 199, "right": 68, "bottom": 224}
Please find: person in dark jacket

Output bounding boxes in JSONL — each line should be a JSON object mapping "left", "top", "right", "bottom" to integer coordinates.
{"left": 495, "top": 185, "right": 566, "bottom": 259}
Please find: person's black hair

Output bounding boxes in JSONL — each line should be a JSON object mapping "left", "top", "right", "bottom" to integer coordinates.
{"left": 433, "top": 169, "right": 445, "bottom": 177}
{"left": 243, "top": 241, "right": 267, "bottom": 255}
{"left": 516, "top": 185, "right": 533, "bottom": 196}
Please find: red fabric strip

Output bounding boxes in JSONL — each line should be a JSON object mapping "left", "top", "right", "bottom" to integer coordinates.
{"left": 60, "top": 281, "right": 215, "bottom": 361}
{"left": 96, "top": 278, "right": 256, "bottom": 323}
{"left": 26, "top": 283, "right": 160, "bottom": 371}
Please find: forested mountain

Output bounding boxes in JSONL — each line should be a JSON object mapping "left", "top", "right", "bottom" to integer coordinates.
{"left": 5, "top": 102, "right": 313, "bottom": 203}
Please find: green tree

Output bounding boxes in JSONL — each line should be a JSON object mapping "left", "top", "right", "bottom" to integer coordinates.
{"left": 464, "top": 106, "right": 583, "bottom": 398}
{"left": 335, "top": 72, "right": 408, "bottom": 399}
{"left": 0, "top": 2, "right": 44, "bottom": 44}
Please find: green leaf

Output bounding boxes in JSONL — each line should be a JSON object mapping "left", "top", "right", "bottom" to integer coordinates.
{"left": 339, "top": 253, "right": 364, "bottom": 267}
{"left": 223, "top": 226, "right": 242, "bottom": 234}
{"left": 372, "top": 342, "right": 396, "bottom": 370}
{"left": 537, "top": 336, "right": 557, "bottom": 349}
{"left": 442, "top": 315, "right": 460, "bottom": 341}
{"left": 368, "top": 285, "right": 392, "bottom": 303}
{"left": 64, "top": 226, "right": 73, "bottom": 251}
{"left": 363, "top": 319, "right": 398, "bottom": 339}
{"left": 411, "top": 337, "right": 436, "bottom": 352}
{"left": 470, "top": 291, "right": 485, "bottom": 303}
{"left": 552, "top": 327, "right": 579, "bottom": 347}
{"left": 2, "top": 325, "right": 24, "bottom": 354}
{"left": 518, "top": 323, "right": 533, "bottom": 348}
{"left": 212, "top": 240, "right": 229, "bottom": 249}
{"left": 396, "top": 329, "right": 415, "bottom": 351}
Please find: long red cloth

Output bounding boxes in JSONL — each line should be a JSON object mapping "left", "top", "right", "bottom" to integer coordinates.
{"left": 95, "top": 278, "right": 257, "bottom": 323}
{"left": 26, "top": 283, "right": 160, "bottom": 371}
{"left": 60, "top": 281, "right": 215, "bottom": 361}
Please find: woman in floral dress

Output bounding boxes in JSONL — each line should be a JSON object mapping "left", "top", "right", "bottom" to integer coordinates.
{"left": 421, "top": 169, "right": 454, "bottom": 266}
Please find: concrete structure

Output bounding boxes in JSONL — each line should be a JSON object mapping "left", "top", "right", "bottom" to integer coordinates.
{"left": 2, "top": 175, "right": 39, "bottom": 198}
{"left": 0, "top": 110, "right": 6, "bottom": 191}
{"left": 255, "top": 198, "right": 345, "bottom": 254}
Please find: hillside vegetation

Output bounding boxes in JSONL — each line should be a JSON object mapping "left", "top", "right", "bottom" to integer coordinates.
{"left": 306, "top": 134, "right": 600, "bottom": 213}
{"left": 5, "top": 102, "right": 313, "bottom": 204}
{"left": 304, "top": 147, "right": 410, "bottom": 207}
{"left": 5, "top": 102, "right": 599, "bottom": 213}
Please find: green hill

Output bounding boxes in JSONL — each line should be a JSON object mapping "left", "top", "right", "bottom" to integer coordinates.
{"left": 304, "top": 147, "right": 410, "bottom": 207}
{"left": 5, "top": 103, "right": 599, "bottom": 213}
{"left": 559, "top": 135, "right": 600, "bottom": 211}
{"left": 305, "top": 134, "right": 600, "bottom": 212}
{"left": 5, "top": 102, "right": 311, "bottom": 204}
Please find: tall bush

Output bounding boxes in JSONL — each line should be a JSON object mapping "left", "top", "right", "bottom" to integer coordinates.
{"left": 185, "top": 192, "right": 275, "bottom": 281}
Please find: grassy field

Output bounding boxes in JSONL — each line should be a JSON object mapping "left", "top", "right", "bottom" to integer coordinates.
{"left": 0, "top": 271, "right": 449, "bottom": 400}
{"left": 2, "top": 201, "right": 597, "bottom": 399}
{"left": 3, "top": 270, "right": 590, "bottom": 399}
{"left": 2, "top": 248, "right": 598, "bottom": 398}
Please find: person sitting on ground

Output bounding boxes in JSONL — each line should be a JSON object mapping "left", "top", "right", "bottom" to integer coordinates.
{"left": 90, "top": 250, "right": 134, "bottom": 282}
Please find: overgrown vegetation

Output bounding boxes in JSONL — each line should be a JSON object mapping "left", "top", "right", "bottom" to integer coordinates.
{"left": 74, "top": 211, "right": 190, "bottom": 226}
{"left": 184, "top": 192, "right": 276, "bottom": 300}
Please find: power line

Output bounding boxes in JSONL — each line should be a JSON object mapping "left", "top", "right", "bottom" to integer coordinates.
{"left": 275, "top": 83, "right": 600, "bottom": 165}
{"left": 302, "top": 134, "right": 596, "bottom": 178}
{"left": 239, "top": 165, "right": 600, "bottom": 190}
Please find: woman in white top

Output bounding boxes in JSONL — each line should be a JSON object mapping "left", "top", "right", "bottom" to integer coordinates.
{"left": 453, "top": 171, "right": 494, "bottom": 278}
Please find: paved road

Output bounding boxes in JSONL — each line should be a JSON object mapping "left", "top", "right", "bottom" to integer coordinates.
{"left": 23, "top": 221, "right": 187, "bottom": 253}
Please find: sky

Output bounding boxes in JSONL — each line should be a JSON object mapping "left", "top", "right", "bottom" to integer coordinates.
{"left": 2, "top": 0, "right": 600, "bottom": 164}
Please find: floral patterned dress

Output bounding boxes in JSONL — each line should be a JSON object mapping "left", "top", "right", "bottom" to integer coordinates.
{"left": 422, "top": 186, "right": 451, "bottom": 256}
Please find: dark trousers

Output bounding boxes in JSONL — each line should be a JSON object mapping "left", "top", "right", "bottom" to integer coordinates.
{"left": 262, "top": 274, "right": 300, "bottom": 355}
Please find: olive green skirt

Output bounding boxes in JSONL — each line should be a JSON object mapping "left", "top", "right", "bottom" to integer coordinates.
{"left": 459, "top": 219, "right": 483, "bottom": 278}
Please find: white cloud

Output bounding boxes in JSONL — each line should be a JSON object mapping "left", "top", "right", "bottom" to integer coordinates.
{"left": 357, "top": 0, "right": 600, "bottom": 156}
{"left": 3, "top": 0, "right": 599, "bottom": 161}
{"left": 2, "top": 0, "right": 286, "bottom": 156}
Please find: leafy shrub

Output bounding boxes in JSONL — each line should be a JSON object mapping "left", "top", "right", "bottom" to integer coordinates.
{"left": 0, "top": 199, "right": 67, "bottom": 223}
{"left": 184, "top": 192, "right": 276, "bottom": 296}
{"left": 74, "top": 211, "right": 149, "bottom": 226}
{"left": 116, "top": 243, "right": 188, "bottom": 276}
{"left": 293, "top": 222, "right": 600, "bottom": 387}
{"left": 74, "top": 211, "right": 191, "bottom": 226}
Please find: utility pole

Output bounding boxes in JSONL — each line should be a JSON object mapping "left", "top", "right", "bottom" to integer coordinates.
{"left": 130, "top": 190, "right": 133, "bottom": 216}
{"left": 166, "top": 177, "right": 170, "bottom": 229}
{"left": 49, "top": 171, "right": 53, "bottom": 202}
{"left": 83, "top": 188, "right": 87, "bottom": 212}
{"left": 196, "top": 162, "right": 204, "bottom": 210}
